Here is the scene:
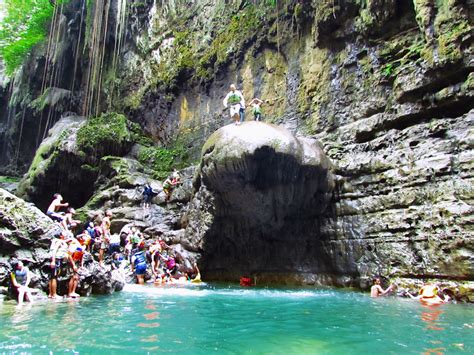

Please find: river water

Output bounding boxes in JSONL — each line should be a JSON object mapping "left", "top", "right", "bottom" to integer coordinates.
{"left": 0, "top": 284, "right": 472, "bottom": 354}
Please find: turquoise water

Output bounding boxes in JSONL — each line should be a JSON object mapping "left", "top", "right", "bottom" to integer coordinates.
{"left": 1, "top": 284, "right": 473, "bottom": 354}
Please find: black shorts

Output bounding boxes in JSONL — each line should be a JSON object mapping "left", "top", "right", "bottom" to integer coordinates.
{"left": 49, "top": 258, "right": 67, "bottom": 279}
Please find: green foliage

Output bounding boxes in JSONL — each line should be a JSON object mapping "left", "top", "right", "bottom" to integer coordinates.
{"left": 0, "top": 0, "right": 70, "bottom": 75}
{"left": 0, "top": 175, "right": 20, "bottom": 183}
{"left": 76, "top": 112, "right": 134, "bottom": 155}
{"left": 382, "top": 63, "right": 393, "bottom": 77}
{"left": 137, "top": 144, "right": 189, "bottom": 180}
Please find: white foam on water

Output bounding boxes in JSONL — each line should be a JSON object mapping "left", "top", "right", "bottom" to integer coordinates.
{"left": 122, "top": 283, "right": 334, "bottom": 299}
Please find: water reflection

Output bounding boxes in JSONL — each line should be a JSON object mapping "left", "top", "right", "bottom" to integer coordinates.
{"left": 420, "top": 306, "right": 446, "bottom": 355}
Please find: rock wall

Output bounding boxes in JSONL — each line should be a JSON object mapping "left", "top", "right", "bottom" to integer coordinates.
{"left": 1, "top": 0, "right": 473, "bottom": 291}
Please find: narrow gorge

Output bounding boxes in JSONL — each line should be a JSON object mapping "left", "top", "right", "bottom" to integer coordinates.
{"left": 0, "top": 0, "right": 473, "bottom": 300}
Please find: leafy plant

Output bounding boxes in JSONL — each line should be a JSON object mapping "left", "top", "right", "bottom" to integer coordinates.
{"left": 137, "top": 144, "right": 189, "bottom": 180}
{"left": 382, "top": 63, "right": 394, "bottom": 77}
{"left": 0, "top": 0, "right": 70, "bottom": 75}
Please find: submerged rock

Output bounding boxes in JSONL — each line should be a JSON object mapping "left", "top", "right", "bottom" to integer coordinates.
{"left": 186, "top": 122, "right": 336, "bottom": 281}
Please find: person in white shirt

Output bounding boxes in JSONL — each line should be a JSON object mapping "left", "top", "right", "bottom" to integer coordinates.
{"left": 223, "top": 84, "right": 245, "bottom": 125}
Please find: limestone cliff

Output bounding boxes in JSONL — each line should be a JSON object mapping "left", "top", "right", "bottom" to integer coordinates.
{"left": 0, "top": 0, "right": 472, "bottom": 293}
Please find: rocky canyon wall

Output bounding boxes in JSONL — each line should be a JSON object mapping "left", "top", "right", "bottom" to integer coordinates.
{"left": 0, "top": 0, "right": 472, "bottom": 291}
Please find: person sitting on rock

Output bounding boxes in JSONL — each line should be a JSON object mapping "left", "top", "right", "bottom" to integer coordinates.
{"left": 48, "top": 231, "right": 73, "bottom": 299}
{"left": 60, "top": 207, "right": 81, "bottom": 232}
{"left": 163, "top": 176, "right": 179, "bottom": 202}
{"left": 223, "top": 84, "right": 245, "bottom": 125}
{"left": 10, "top": 260, "right": 34, "bottom": 305}
{"left": 67, "top": 236, "right": 85, "bottom": 298}
{"left": 370, "top": 278, "right": 393, "bottom": 298}
{"left": 131, "top": 242, "right": 148, "bottom": 284}
{"left": 248, "top": 98, "right": 264, "bottom": 121}
{"left": 46, "top": 193, "right": 69, "bottom": 222}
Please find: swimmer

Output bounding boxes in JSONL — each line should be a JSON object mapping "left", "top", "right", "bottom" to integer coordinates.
{"left": 370, "top": 278, "right": 393, "bottom": 297}
{"left": 406, "top": 283, "right": 450, "bottom": 305}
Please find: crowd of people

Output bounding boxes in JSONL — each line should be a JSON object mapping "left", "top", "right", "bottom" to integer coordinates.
{"left": 9, "top": 183, "right": 197, "bottom": 305}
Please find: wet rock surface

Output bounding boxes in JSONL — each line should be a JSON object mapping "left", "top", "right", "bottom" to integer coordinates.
{"left": 0, "top": 189, "right": 124, "bottom": 297}
{"left": 186, "top": 122, "right": 336, "bottom": 280}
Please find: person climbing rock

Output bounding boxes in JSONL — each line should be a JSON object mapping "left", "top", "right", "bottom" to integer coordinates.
{"left": 142, "top": 183, "right": 157, "bottom": 208}
{"left": 60, "top": 207, "right": 81, "bottom": 232}
{"left": 370, "top": 278, "right": 393, "bottom": 297}
{"left": 10, "top": 261, "right": 34, "bottom": 305}
{"left": 163, "top": 175, "right": 180, "bottom": 202}
{"left": 223, "top": 84, "right": 245, "bottom": 125}
{"left": 248, "top": 98, "right": 264, "bottom": 121}
{"left": 46, "top": 193, "right": 69, "bottom": 222}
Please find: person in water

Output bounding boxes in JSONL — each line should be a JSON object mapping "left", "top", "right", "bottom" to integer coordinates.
{"left": 131, "top": 242, "right": 148, "bottom": 284}
{"left": 10, "top": 261, "right": 34, "bottom": 305}
{"left": 407, "top": 283, "right": 450, "bottom": 305}
{"left": 46, "top": 193, "right": 69, "bottom": 222}
{"left": 248, "top": 98, "right": 264, "bottom": 121}
{"left": 223, "top": 84, "right": 245, "bottom": 125}
{"left": 370, "top": 278, "right": 393, "bottom": 297}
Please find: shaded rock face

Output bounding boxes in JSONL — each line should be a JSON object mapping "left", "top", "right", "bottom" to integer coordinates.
{"left": 186, "top": 122, "right": 336, "bottom": 280}
{"left": 15, "top": 115, "right": 96, "bottom": 211}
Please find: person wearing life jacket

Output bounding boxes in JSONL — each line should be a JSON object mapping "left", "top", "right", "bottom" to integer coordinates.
{"left": 407, "top": 283, "right": 450, "bottom": 305}
{"left": 248, "top": 97, "right": 264, "bottom": 121}
{"left": 10, "top": 261, "right": 34, "bottom": 305}
{"left": 223, "top": 84, "right": 245, "bottom": 125}
{"left": 131, "top": 242, "right": 148, "bottom": 284}
{"left": 67, "top": 237, "right": 84, "bottom": 298}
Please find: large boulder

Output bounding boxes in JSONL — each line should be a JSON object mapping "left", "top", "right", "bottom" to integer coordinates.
{"left": 185, "top": 122, "right": 336, "bottom": 282}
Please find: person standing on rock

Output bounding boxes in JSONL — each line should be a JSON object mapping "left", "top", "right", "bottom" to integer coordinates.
{"left": 223, "top": 84, "right": 245, "bottom": 125}
{"left": 131, "top": 242, "right": 148, "bottom": 285}
{"left": 99, "top": 210, "right": 113, "bottom": 266}
{"left": 46, "top": 193, "right": 69, "bottom": 222}
{"left": 248, "top": 98, "right": 264, "bottom": 121}
{"left": 67, "top": 236, "right": 85, "bottom": 298}
{"left": 142, "top": 183, "right": 157, "bottom": 209}
{"left": 10, "top": 261, "right": 34, "bottom": 305}
{"left": 48, "top": 231, "right": 73, "bottom": 299}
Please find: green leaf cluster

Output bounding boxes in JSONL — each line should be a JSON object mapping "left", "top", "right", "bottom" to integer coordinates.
{"left": 0, "top": 0, "right": 69, "bottom": 75}
{"left": 76, "top": 112, "right": 134, "bottom": 156}
{"left": 137, "top": 144, "right": 188, "bottom": 180}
